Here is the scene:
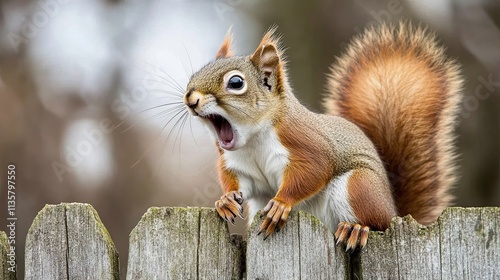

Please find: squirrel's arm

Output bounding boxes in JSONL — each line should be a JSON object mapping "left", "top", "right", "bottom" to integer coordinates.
{"left": 259, "top": 116, "right": 334, "bottom": 237}
{"left": 214, "top": 149, "right": 243, "bottom": 224}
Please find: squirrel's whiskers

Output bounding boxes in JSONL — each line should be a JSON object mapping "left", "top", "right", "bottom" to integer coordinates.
{"left": 122, "top": 63, "right": 193, "bottom": 185}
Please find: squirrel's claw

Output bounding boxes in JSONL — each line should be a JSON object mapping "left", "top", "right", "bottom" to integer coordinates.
{"left": 334, "top": 222, "right": 369, "bottom": 252}
{"left": 258, "top": 199, "right": 291, "bottom": 239}
{"left": 215, "top": 191, "right": 244, "bottom": 223}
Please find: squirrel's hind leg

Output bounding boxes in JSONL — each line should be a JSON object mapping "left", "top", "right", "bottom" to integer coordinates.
{"left": 335, "top": 222, "right": 370, "bottom": 252}
{"left": 333, "top": 167, "right": 396, "bottom": 252}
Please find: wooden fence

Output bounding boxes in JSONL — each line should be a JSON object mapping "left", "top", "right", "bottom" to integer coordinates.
{"left": 0, "top": 203, "right": 499, "bottom": 279}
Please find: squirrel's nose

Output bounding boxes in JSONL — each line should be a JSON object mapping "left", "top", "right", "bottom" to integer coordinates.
{"left": 184, "top": 88, "right": 202, "bottom": 112}
{"left": 187, "top": 98, "right": 199, "bottom": 109}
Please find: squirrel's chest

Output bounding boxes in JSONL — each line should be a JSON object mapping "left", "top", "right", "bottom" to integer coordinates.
{"left": 222, "top": 127, "right": 289, "bottom": 195}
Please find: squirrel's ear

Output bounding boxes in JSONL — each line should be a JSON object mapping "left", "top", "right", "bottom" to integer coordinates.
{"left": 251, "top": 44, "right": 279, "bottom": 77}
{"left": 250, "top": 28, "right": 280, "bottom": 77}
{"left": 215, "top": 29, "right": 234, "bottom": 59}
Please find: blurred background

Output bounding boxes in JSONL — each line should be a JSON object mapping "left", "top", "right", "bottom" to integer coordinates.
{"left": 1, "top": 0, "right": 499, "bottom": 277}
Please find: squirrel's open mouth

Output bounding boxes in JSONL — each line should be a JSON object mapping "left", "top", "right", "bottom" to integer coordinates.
{"left": 203, "top": 114, "right": 235, "bottom": 150}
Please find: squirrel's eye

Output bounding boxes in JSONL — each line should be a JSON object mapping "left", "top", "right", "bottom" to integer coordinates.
{"left": 224, "top": 70, "right": 247, "bottom": 95}
{"left": 227, "top": 75, "right": 244, "bottom": 89}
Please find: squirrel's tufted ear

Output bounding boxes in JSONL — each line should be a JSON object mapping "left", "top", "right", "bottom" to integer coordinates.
{"left": 250, "top": 27, "right": 281, "bottom": 77}
{"left": 215, "top": 28, "right": 235, "bottom": 59}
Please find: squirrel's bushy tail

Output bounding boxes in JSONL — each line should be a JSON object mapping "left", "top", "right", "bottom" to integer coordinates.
{"left": 325, "top": 22, "right": 462, "bottom": 225}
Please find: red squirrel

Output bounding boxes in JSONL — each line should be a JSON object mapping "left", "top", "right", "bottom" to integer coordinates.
{"left": 183, "top": 23, "right": 462, "bottom": 250}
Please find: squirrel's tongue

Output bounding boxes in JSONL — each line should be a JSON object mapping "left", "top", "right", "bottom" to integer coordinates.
{"left": 219, "top": 119, "right": 234, "bottom": 143}
{"left": 206, "top": 115, "right": 235, "bottom": 149}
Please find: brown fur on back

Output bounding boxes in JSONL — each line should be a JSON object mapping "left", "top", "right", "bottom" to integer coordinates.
{"left": 324, "top": 23, "right": 462, "bottom": 225}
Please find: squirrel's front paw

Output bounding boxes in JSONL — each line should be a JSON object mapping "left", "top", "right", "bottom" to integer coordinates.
{"left": 215, "top": 191, "right": 244, "bottom": 224}
{"left": 334, "top": 222, "right": 370, "bottom": 252}
{"left": 258, "top": 199, "right": 292, "bottom": 239}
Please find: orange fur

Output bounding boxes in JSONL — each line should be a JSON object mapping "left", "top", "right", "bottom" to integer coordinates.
{"left": 215, "top": 29, "right": 234, "bottom": 59}
{"left": 325, "top": 23, "right": 462, "bottom": 224}
{"left": 347, "top": 169, "right": 396, "bottom": 230}
{"left": 274, "top": 115, "right": 336, "bottom": 206}
{"left": 217, "top": 146, "right": 239, "bottom": 193}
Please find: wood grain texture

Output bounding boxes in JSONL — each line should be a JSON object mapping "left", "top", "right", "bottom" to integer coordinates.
{"left": 357, "top": 207, "right": 500, "bottom": 279}
{"left": 1, "top": 231, "right": 16, "bottom": 280}
{"left": 21, "top": 204, "right": 500, "bottom": 279}
{"left": 66, "top": 203, "right": 119, "bottom": 279}
{"left": 357, "top": 215, "right": 441, "bottom": 279}
{"left": 298, "top": 212, "right": 348, "bottom": 280}
{"left": 126, "top": 207, "right": 242, "bottom": 280}
{"left": 24, "top": 203, "right": 119, "bottom": 280}
{"left": 198, "top": 208, "right": 244, "bottom": 280}
{"left": 127, "top": 207, "right": 199, "bottom": 280}
{"left": 440, "top": 207, "right": 499, "bottom": 280}
{"left": 247, "top": 211, "right": 300, "bottom": 279}
{"left": 246, "top": 211, "right": 347, "bottom": 280}
{"left": 25, "top": 204, "right": 68, "bottom": 280}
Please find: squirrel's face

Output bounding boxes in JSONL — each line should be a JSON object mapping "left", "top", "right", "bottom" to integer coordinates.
{"left": 184, "top": 28, "right": 287, "bottom": 151}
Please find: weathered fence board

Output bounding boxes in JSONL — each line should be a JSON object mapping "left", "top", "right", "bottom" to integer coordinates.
{"left": 66, "top": 204, "right": 119, "bottom": 279}
{"left": 198, "top": 209, "right": 244, "bottom": 279}
{"left": 247, "top": 211, "right": 301, "bottom": 279}
{"left": 127, "top": 207, "right": 243, "bottom": 280}
{"left": 127, "top": 207, "right": 199, "bottom": 279}
{"left": 357, "top": 216, "right": 441, "bottom": 279}
{"left": 246, "top": 211, "right": 348, "bottom": 279}
{"left": 357, "top": 207, "right": 500, "bottom": 279}
{"left": 24, "top": 203, "right": 119, "bottom": 280}
{"left": 1, "top": 231, "right": 16, "bottom": 280}
{"left": 440, "top": 207, "right": 499, "bottom": 280}
{"left": 21, "top": 203, "right": 500, "bottom": 280}
{"left": 298, "top": 212, "right": 348, "bottom": 280}
{"left": 25, "top": 204, "right": 68, "bottom": 280}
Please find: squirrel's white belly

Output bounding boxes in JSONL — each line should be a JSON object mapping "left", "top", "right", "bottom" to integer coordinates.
{"left": 223, "top": 125, "right": 289, "bottom": 222}
{"left": 223, "top": 125, "right": 357, "bottom": 229}
{"left": 298, "top": 171, "right": 357, "bottom": 231}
